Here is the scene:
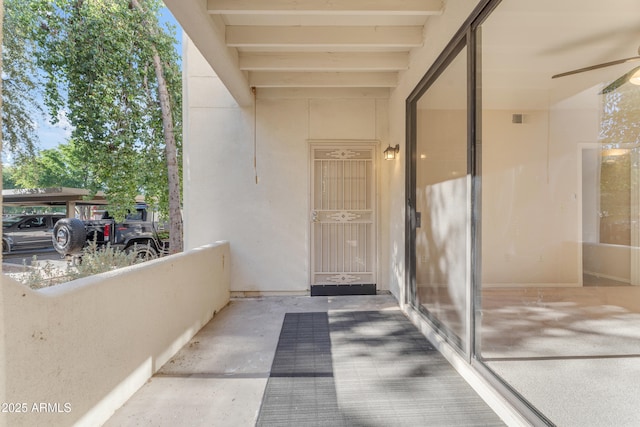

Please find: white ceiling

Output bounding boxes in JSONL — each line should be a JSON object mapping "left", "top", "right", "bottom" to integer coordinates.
{"left": 165, "top": 0, "right": 640, "bottom": 109}
{"left": 481, "top": 0, "right": 640, "bottom": 109}
{"left": 164, "top": 0, "right": 444, "bottom": 105}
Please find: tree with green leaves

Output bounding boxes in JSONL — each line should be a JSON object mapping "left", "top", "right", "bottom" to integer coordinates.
{"left": 598, "top": 83, "right": 640, "bottom": 246}
{"left": 2, "top": 0, "right": 42, "bottom": 162}
{"left": 29, "top": 0, "right": 183, "bottom": 253}
{"left": 3, "top": 166, "right": 17, "bottom": 189}
{"left": 6, "top": 140, "right": 90, "bottom": 188}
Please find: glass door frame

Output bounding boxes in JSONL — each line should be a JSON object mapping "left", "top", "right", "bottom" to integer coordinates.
{"left": 405, "top": 0, "right": 561, "bottom": 424}
{"left": 405, "top": 0, "right": 497, "bottom": 360}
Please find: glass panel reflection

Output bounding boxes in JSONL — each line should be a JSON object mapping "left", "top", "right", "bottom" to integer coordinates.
{"left": 415, "top": 46, "right": 469, "bottom": 351}
{"left": 478, "top": 0, "right": 640, "bottom": 424}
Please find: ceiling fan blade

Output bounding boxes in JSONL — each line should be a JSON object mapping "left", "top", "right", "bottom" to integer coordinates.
{"left": 552, "top": 56, "right": 640, "bottom": 79}
{"left": 600, "top": 65, "right": 640, "bottom": 94}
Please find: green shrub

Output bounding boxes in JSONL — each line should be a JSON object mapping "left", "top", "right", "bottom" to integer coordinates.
{"left": 67, "top": 241, "right": 142, "bottom": 280}
{"left": 20, "top": 256, "right": 66, "bottom": 289}
{"left": 17, "top": 242, "right": 144, "bottom": 289}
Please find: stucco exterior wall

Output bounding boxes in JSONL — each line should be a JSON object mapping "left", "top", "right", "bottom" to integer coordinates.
{"left": 183, "top": 38, "right": 391, "bottom": 294}
{"left": 182, "top": 1, "right": 489, "bottom": 298}
{"left": 0, "top": 242, "right": 230, "bottom": 427}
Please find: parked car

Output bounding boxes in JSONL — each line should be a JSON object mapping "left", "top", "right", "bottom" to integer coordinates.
{"left": 52, "top": 203, "right": 168, "bottom": 259}
{"left": 2, "top": 214, "right": 65, "bottom": 253}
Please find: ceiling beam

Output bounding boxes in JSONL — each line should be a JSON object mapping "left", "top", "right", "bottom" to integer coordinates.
{"left": 227, "top": 26, "right": 423, "bottom": 48}
{"left": 239, "top": 52, "right": 409, "bottom": 71}
{"left": 208, "top": 0, "right": 444, "bottom": 15}
{"left": 257, "top": 87, "right": 391, "bottom": 99}
{"left": 249, "top": 72, "right": 397, "bottom": 88}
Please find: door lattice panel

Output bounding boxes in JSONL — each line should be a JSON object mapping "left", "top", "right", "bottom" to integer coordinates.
{"left": 311, "top": 145, "right": 376, "bottom": 286}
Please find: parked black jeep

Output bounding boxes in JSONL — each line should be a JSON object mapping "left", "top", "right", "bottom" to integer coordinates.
{"left": 52, "top": 203, "right": 168, "bottom": 259}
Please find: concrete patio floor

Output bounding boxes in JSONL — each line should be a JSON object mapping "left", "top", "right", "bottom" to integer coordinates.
{"left": 104, "top": 295, "right": 506, "bottom": 426}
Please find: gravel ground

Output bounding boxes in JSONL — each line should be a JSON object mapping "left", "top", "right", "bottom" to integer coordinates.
{"left": 3, "top": 249, "right": 72, "bottom": 286}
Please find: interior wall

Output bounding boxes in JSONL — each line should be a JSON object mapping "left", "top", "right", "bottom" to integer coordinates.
{"left": 481, "top": 107, "right": 599, "bottom": 286}
{"left": 183, "top": 38, "right": 390, "bottom": 293}
{"left": 384, "top": 0, "right": 602, "bottom": 293}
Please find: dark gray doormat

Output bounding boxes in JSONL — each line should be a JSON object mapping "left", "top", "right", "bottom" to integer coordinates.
{"left": 256, "top": 311, "right": 505, "bottom": 426}
{"left": 310, "top": 284, "right": 376, "bottom": 296}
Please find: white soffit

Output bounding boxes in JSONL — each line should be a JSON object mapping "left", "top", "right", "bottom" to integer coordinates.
{"left": 165, "top": 0, "right": 444, "bottom": 106}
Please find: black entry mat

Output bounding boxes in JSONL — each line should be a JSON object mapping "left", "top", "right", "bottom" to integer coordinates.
{"left": 256, "top": 312, "right": 347, "bottom": 426}
{"left": 311, "top": 284, "right": 376, "bottom": 296}
{"left": 256, "top": 311, "right": 505, "bottom": 426}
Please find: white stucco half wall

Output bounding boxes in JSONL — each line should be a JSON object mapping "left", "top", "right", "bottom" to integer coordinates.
{"left": 0, "top": 242, "right": 230, "bottom": 427}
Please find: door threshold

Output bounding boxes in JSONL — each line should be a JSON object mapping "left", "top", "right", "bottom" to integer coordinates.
{"left": 311, "top": 284, "right": 376, "bottom": 296}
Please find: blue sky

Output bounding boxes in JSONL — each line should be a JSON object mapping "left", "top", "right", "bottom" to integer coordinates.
{"left": 36, "top": 7, "right": 182, "bottom": 152}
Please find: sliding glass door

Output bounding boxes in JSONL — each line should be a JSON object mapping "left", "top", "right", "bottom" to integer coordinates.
{"left": 408, "top": 0, "right": 640, "bottom": 424}
{"left": 412, "top": 45, "right": 471, "bottom": 353}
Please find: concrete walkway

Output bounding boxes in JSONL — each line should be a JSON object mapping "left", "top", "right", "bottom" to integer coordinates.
{"left": 105, "top": 295, "right": 505, "bottom": 426}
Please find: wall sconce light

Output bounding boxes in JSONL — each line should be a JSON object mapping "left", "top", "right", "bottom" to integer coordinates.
{"left": 384, "top": 144, "right": 400, "bottom": 160}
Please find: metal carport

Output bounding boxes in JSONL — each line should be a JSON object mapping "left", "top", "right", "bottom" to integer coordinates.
{"left": 2, "top": 187, "right": 108, "bottom": 218}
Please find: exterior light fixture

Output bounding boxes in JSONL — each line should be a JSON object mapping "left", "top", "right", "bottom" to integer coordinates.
{"left": 384, "top": 144, "right": 400, "bottom": 160}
